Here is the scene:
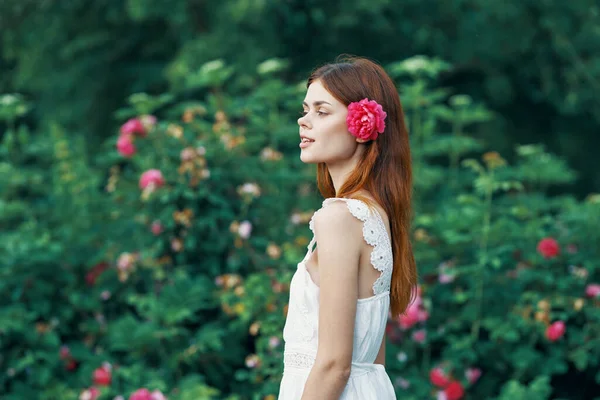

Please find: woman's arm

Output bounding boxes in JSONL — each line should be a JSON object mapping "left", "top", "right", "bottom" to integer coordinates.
{"left": 300, "top": 202, "right": 364, "bottom": 400}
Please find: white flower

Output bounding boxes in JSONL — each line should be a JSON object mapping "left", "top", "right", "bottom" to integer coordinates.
{"left": 238, "top": 221, "right": 252, "bottom": 239}
{"left": 400, "top": 56, "right": 428, "bottom": 73}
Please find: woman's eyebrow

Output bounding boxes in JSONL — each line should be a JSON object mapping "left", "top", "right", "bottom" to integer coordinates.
{"left": 302, "top": 100, "right": 332, "bottom": 107}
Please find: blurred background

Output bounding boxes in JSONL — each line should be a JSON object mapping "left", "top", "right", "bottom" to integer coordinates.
{"left": 1, "top": 1, "right": 599, "bottom": 400}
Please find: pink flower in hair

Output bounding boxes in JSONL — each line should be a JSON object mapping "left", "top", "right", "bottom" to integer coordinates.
{"left": 346, "top": 98, "right": 387, "bottom": 141}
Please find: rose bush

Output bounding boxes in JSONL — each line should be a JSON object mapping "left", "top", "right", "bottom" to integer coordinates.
{"left": 1, "top": 56, "right": 599, "bottom": 400}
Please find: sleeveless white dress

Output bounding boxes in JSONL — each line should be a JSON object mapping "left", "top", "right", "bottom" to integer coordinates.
{"left": 278, "top": 198, "right": 396, "bottom": 399}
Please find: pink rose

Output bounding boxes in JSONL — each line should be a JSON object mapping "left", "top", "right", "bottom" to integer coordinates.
{"left": 585, "top": 283, "right": 600, "bottom": 298}
{"left": 79, "top": 387, "right": 100, "bottom": 400}
{"left": 399, "top": 303, "right": 420, "bottom": 329}
{"left": 545, "top": 320, "right": 566, "bottom": 342}
{"left": 346, "top": 98, "right": 387, "bottom": 141}
{"left": 537, "top": 237, "right": 560, "bottom": 259}
{"left": 465, "top": 367, "right": 482, "bottom": 384}
{"left": 129, "top": 388, "right": 152, "bottom": 400}
{"left": 121, "top": 118, "right": 147, "bottom": 137}
{"left": 151, "top": 220, "right": 163, "bottom": 236}
{"left": 139, "top": 169, "right": 165, "bottom": 190}
{"left": 398, "top": 298, "right": 428, "bottom": 329}
{"left": 412, "top": 329, "right": 427, "bottom": 343}
{"left": 150, "top": 390, "right": 167, "bottom": 400}
{"left": 117, "top": 134, "right": 136, "bottom": 157}
{"left": 429, "top": 367, "right": 451, "bottom": 388}
{"left": 92, "top": 365, "right": 111, "bottom": 386}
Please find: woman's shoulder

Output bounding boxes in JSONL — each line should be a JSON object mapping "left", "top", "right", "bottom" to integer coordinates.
{"left": 321, "top": 194, "right": 382, "bottom": 220}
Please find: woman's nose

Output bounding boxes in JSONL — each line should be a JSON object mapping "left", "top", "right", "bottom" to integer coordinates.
{"left": 298, "top": 114, "right": 311, "bottom": 129}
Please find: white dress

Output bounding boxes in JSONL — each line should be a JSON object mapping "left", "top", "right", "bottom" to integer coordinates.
{"left": 278, "top": 197, "right": 396, "bottom": 399}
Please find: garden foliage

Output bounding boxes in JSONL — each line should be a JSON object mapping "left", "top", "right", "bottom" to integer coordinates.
{"left": 1, "top": 56, "right": 599, "bottom": 400}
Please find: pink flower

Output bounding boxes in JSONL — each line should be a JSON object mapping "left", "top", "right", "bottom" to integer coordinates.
{"left": 439, "top": 273, "right": 455, "bottom": 284}
{"left": 245, "top": 354, "right": 261, "bottom": 368}
{"left": 151, "top": 220, "right": 163, "bottom": 236}
{"left": 150, "top": 390, "right": 167, "bottom": 400}
{"left": 59, "top": 345, "right": 71, "bottom": 360}
{"left": 121, "top": 118, "right": 147, "bottom": 137}
{"left": 537, "top": 237, "right": 560, "bottom": 259}
{"left": 92, "top": 365, "right": 111, "bottom": 386}
{"left": 395, "top": 376, "right": 411, "bottom": 389}
{"left": 346, "top": 98, "right": 387, "bottom": 141}
{"left": 465, "top": 367, "right": 482, "bottom": 384}
{"left": 429, "top": 367, "right": 451, "bottom": 388}
{"left": 117, "top": 252, "right": 137, "bottom": 271}
{"left": 585, "top": 283, "right": 600, "bottom": 298}
{"left": 412, "top": 329, "right": 427, "bottom": 343}
{"left": 129, "top": 388, "right": 152, "bottom": 400}
{"left": 140, "top": 115, "right": 157, "bottom": 132}
{"left": 268, "top": 336, "right": 281, "bottom": 348}
{"left": 398, "top": 298, "right": 428, "bottom": 330}
{"left": 79, "top": 387, "right": 100, "bottom": 400}
{"left": 238, "top": 220, "right": 252, "bottom": 239}
{"left": 444, "top": 381, "right": 465, "bottom": 400}
{"left": 117, "top": 134, "right": 136, "bottom": 157}
{"left": 139, "top": 169, "right": 165, "bottom": 190}
{"left": 545, "top": 320, "right": 566, "bottom": 342}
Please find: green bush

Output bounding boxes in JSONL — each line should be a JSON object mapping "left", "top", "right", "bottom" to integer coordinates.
{"left": 1, "top": 56, "right": 599, "bottom": 400}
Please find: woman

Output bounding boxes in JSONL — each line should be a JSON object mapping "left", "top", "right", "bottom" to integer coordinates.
{"left": 278, "top": 56, "right": 418, "bottom": 399}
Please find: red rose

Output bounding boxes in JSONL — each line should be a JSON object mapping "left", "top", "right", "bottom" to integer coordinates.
{"left": 430, "top": 367, "right": 451, "bottom": 388}
{"left": 444, "top": 381, "right": 465, "bottom": 400}
{"left": 92, "top": 366, "right": 111, "bottom": 386}
{"left": 537, "top": 237, "right": 560, "bottom": 259}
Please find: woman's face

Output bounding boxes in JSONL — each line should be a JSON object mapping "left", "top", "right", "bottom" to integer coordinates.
{"left": 298, "top": 80, "right": 364, "bottom": 164}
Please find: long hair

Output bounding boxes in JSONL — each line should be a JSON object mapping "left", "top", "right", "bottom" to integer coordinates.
{"left": 307, "top": 55, "right": 417, "bottom": 318}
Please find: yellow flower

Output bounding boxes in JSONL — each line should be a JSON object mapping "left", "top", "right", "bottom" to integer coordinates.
{"left": 167, "top": 124, "right": 184, "bottom": 139}
{"left": 537, "top": 299, "right": 551, "bottom": 311}
{"left": 249, "top": 322, "right": 261, "bottom": 336}
{"left": 482, "top": 151, "right": 506, "bottom": 169}
{"left": 233, "top": 303, "right": 245, "bottom": 315}
{"left": 267, "top": 243, "right": 281, "bottom": 259}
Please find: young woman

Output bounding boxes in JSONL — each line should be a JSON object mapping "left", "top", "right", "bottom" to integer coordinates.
{"left": 278, "top": 56, "right": 418, "bottom": 399}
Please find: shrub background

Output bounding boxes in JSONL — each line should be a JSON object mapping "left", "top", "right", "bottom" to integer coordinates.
{"left": 1, "top": 2, "right": 600, "bottom": 399}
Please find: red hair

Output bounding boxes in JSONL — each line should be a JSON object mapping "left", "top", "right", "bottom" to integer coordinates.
{"left": 307, "top": 55, "right": 417, "bottom": 318}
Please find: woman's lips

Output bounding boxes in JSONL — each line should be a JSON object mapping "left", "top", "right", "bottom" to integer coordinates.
{"left": 299, "top": 139, "right": 314, "bottom": 148}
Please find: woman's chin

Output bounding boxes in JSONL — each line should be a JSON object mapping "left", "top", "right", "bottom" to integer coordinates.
{"left": 300, "top": 152, "right": 318, "bottom": 164}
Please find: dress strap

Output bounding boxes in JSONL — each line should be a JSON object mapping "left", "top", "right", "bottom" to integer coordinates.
{"left": 313, "top": 197, "right": 393, "bottom": 296}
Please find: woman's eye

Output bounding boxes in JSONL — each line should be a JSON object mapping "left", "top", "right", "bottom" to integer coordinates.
{"left": 300, "top": 110, "right": 308, "bottom": 116}
{"left": 317, "top": 110, "right": 327, "bottom": 116}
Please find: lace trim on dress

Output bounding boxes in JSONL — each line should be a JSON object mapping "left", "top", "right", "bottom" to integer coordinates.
{"left": 309, "top": 198, "right": 393, "bottom": 296}
{"left": 283, "top": 351, "right": 315, "bottom": 369}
